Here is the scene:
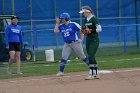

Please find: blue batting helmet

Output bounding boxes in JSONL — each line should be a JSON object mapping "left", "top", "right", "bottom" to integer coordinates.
{"left": 59, "top": 12, "right": 70, "bottom": 21}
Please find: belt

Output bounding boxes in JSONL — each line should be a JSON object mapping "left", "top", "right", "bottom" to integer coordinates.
{"left": 65, "top": 40, "right": 77, "bottom": 44}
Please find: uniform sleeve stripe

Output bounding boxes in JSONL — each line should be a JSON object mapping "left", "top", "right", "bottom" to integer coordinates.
{"left": 70, "top": 22, "right": 81, "bottom": 30}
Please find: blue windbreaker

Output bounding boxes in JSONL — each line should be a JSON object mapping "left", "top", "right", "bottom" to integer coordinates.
{"left": 5, "top": 23, "right": 23, "bottom": 47}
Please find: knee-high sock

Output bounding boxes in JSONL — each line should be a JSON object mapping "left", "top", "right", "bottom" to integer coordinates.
{"left": 83, "top": 57, "right": 89, "bottom": 65}
{"left": 60, "top": 59, "right": 67, "bottom": 72}
{"left": 89, "top": 64, "right": 98, "bottom": 75}
{"left": 89, "top": 58, "right": 98, "bottom": 75}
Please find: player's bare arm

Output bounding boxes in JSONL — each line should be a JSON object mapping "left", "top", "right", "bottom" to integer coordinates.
{"left": 78, "top": 31, "right": 84, "bottom": 43}
{"left": 54, "top": 17, "right": 60, "bottom": 32}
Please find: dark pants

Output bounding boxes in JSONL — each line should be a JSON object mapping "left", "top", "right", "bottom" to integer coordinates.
{"left": 86, "top": 34, "right": 99, "bottom": 75}
{"left": 86, "top": 34, "right": 99, "bottom": 64}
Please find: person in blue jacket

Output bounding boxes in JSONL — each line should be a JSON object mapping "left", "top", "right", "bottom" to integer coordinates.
{"left": 5, "top": 16, "right": 23, "bottom": 75}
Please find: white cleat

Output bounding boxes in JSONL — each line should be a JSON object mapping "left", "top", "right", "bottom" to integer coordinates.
{"left": 56, "top": 72, "right": 64, "bottom": 76}
{"left": 85, "top": 75, "right": 94, "bottom": 80}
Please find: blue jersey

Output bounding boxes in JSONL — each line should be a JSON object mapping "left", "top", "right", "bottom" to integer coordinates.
{"left": 59, "top": 22, "right": 81, "bottom": 42}
{"left": 5, "top": 24, "right": 23, "bottom": 47}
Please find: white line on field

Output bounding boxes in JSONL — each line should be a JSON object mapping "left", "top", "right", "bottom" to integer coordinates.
{"left": 42, "top": 57, "right": 140, "bottom": 67}
{"left": 114, "top": 68, "right": 140, "bottom": 73}
{"left": 0, "top": 68, "right": 140, "bottom": 84}
{"left": 1, "top": 57, "right": 138, "bottom": 69}
{"left": 44, "top": 57, "right": 140, "bottom": 66}
{"left": 115, "top": 58, "right": 140, "bottom": 62}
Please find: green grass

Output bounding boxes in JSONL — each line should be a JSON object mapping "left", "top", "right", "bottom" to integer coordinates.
{"left": 0, "top": 53, "right": 140, "bottom": 79}
{"left": 35, "top": 45, "right": 140, "bottom": 61}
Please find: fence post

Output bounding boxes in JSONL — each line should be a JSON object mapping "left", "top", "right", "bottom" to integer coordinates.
{"left": 32, "top": 22, "right": 37, "bottom": 62}
{"left": 135, "top": 0, "right": 139, "bottom": 46}
{"left": 123, "top": 30, "right": 126, "bottom": 54}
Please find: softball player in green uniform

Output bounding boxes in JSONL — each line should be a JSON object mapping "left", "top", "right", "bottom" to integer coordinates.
{"left": 79, "top": 6, "right": 102, "bottom": 80}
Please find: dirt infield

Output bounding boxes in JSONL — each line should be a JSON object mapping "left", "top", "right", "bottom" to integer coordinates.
{"left": 0, "top": 68, "right": 140, "bottom": 93}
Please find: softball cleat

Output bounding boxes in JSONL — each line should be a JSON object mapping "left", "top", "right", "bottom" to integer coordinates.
{"left": 85, "top": 75, "right": 94, "bottom": 80}
{"left": 94, "top": 75, "right": 100, "bottom": 79}
{"left": 56, "top": 72, "right": 64, "bottom": 76}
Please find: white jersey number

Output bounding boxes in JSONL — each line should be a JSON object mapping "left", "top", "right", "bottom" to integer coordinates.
{"left": 64, "top": 32, "right": 70, "bottom": 37}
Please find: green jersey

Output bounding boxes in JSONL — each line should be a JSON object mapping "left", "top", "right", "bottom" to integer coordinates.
{"left": 85, "top": 15, "right": 99, "bottom": 35}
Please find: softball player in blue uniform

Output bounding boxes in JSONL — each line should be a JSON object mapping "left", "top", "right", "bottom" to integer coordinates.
{"left": 54, "top": 13, "right": 89, "bottom": 76}
{"left": 5, "top": 16, "right": 23, "bottom": 75}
